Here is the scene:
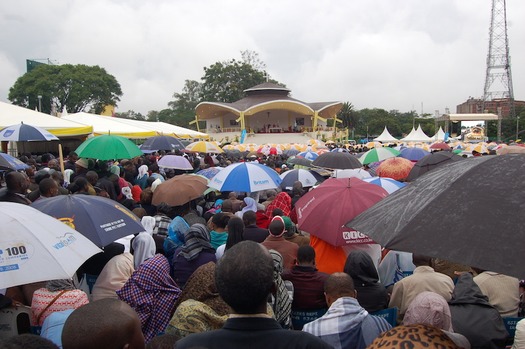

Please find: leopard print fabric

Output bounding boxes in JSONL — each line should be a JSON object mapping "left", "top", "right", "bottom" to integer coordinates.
{"left": 367, "top": 324, "right": 461, "bottom": 349}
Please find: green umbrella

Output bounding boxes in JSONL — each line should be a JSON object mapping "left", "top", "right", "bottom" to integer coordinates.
{"left": 359, "top": 147, "right": 400, "bottom": 165}
{"left": 75, "top": 135, "right": 143, "bottom": 160}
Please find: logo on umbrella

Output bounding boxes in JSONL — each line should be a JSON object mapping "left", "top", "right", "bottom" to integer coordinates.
{"left": 253, "top": 179, "right": 270, "bottom": 185}
{"left": 114, "top": 204, "right": 139, "bottom": 221}
{"left": 53, "top": 233, "right": 77, "bottom": 250}
{"left": 2, "top": 130, "right": 14, "bottom": 137}
{"left": 59, "top": 217, "right": 76, "bottom": 230}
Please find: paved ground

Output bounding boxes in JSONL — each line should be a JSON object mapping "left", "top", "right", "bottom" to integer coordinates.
{"left": 209, "top": 131, "right": 333, "bottom": 145}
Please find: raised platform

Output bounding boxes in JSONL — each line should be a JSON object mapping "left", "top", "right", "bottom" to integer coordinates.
{"left": 209, "top": 131, "right": 330, "bottom": 145}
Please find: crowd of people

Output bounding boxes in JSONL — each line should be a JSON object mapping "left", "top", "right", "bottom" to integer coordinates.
{"left": 0, "top": 146, "right": 524, "bottom": 349}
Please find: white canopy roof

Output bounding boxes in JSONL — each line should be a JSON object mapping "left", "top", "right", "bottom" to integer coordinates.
{"left": 373, "top": 126, "right": 398, "bottom": 142}
{"left": 63, "top": 113, "right": 157, "bottom": 139}
{"left": 401, "top": 125, "right": 433, "bottom": 142}
{"left": 431, "top": 127, "right": 446, "bottom": 141}
{"left": 0, "top": 101, "right": 92, "bottom": 137}
{"left": 114, "top": 118, "right": 209, "bottom": 139}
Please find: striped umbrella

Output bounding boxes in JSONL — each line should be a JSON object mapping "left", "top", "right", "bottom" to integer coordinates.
{"left": 209, "top": 162, "right": 282, "bottom": 192}
{"left": 363, "top": 176, "right": 407, "bottom": 194}
{"left": 0, "top": 123, "right": 59, "bottom": 142}
{"left": 297, "top": 151, "right": 319, "bottom": 160}
{"left": 279, "top": 169, "right": 324, "bottom": 190}
{"left": 359, "top": 147, "right": 400, "bottom": 165}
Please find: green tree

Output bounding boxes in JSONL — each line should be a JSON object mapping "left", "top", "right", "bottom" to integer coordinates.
{"left": 337, "top": 102, "right": 359, "bottom": 130}
{"left": 114, "top": 110, "right": 146, "bottom": 121}
{"left": 8, "top": 64, "right": 122, "bottom": 114}
{"left": 167, "top": 79, "right": 202, "bottom": 128}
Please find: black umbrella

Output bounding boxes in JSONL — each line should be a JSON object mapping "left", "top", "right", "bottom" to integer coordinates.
{"left": 346, "top": 154, "right": 525, "bottom": 278}
{"left": 406, "top": 151, "right": 465, "bottom": 181}
{"left": 312, "top": 152, "right": 362, "bottom": 170}
{"left": 287, "top": 156, "right": 313, "bottom": 167}
{"left": 140, "top": 135, "right": 185, "bottom": 152}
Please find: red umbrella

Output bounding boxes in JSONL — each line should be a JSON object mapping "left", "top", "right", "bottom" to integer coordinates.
{"left": 430, "top": 142, "right": 451, "bottom": 151}
{"left": 295, "top": 178, "right": 388, "bottom": 246}
{"left": 377, "top": 157, "right": 414, "bottom": 181}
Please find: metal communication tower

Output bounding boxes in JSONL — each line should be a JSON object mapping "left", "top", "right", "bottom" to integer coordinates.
{"left": 482, "top": 0, "right": 515, "bottom": 117}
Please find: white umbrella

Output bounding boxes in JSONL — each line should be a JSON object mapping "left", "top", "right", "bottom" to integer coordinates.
{"left": 0, "top": 202, "right": 101, "bottom": 289}
{"left": 0, "top": 122, "right": 59, "bottom": 141}
{"left": 209, "top": 162, "right": 282, "bottom": 192}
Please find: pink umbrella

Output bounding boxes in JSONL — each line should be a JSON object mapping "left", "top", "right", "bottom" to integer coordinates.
{"left": 295, "top": 177, "right": 388, "bottom": 246}
{"left": 430, "top": 142, "right": 452, "bottom": 151}
{"left": 377, "top": 157, "right": 414, "bottom": 181}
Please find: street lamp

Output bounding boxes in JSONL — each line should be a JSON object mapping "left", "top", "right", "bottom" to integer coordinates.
{"left": 37, "top": 95, "right": 42, "bottom": 112}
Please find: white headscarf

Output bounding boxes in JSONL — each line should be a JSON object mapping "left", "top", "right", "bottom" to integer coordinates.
{"left": 151, "top": 178, "right": 162, "bottom": 192}
{"left": 121, "top": 186, "right": 133, "bottom": 200}
{"left": 137, "top": 165, "right": 148, "bottom": 179}
{"left": 141, "top": 216, "right": 156, "bottom": 235}
{"left": 132, "top": 232, "right": 156, "bottom": 269}
{"left": 63, "top": 169, "right": 74, "bottom": 187}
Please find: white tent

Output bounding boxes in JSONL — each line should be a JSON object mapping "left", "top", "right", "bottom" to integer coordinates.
{"left": 431, "top": 127, "right": 446, "bottom": 141}
{"left": 373, "top": 127, "right": 398, "bottom": 142}
{"left": 114, "top": 118, "right": 209, "bottom": 139}
{"left": 401, "top": 125, "right": 433, "bottom": 142}
{"left": 0, "top": 101, "right": 92, "bottom": 137}
{"left": 63, "top": 113, "right": 156, "bottom": 139}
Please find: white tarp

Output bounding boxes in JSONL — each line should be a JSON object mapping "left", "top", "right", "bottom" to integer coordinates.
{"left": 401, "top": 125, "right": 433, "bottom": 142}
{"left": 374, "top": 126, "right": 398, "bottom": 142}
{"left": 63, "top": 112, "right": 156, "bottom": 139}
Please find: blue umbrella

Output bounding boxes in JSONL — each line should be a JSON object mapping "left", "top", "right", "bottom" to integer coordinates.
{"left": 196, "top": 167, "right": 222, "bottom": 179}
{"left": 362, "top": 176, "right": 407, "bottom": 194}
{"left": 31, "top": 195, "right": 145, "bottom": 247}
{"left": 0, "top": 153, "right": 29, "bottom": 171}
{"left": 297, "top": 151, "right": 319, "bottom": 160}
{"left": 209, "top": 162, "right": 282, "bottom": 192}
{"left": 330, "top": 148, "right": 349, "bottom": 153}
{"left": 399, "top": 147, "right": 430, "bottom": 161}
{"left": 0, "top": 123, "right": 59, "bottom": 141}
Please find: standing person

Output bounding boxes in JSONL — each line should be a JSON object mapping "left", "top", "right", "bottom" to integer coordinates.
{"left": 64, "top": 151, "right": 78, "bottom": 172}
{"left": 176, "top": 241, "right": 332, "bottom": 349}
{"left": 344, "top": 250, "right": 389, "bottom": 313}
{"left": 302, "top": 273, "right": 391, "bottom": 349}
{"left": 265, "top": 192, "right": 292, "bottom": 218}
{"left": 0, "top": 171, "right": 31, "bottom": 204}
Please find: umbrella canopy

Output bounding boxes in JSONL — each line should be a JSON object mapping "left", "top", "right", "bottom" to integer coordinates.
{"left": 196, "top": 167, "right": 222, "bottom": 179}
{"left": 295, "top": 177, "right": 388, "bottom": 246}
{"left": 157, "top": 155, "right": 193, "bottom": 170}
{"left": 287, "top": 156, "right": 313, "bottom": 167}
{"left": 0, "top": 202, "right": 101, "bottom": 289}
{"left": 152, "top": 174, "right": 208, "bottom": 206}
{"left": 347, "top": 155, "right": 525, "bottom": 278}
{"left": 297, "top": 151, "right": 319, "bottom": 160}
{"left": 185, "top": 141, "right": 223, "bottom": 154}
{"left": 406, "top": 151, "right": 465, "bottom": 182}
{"left": 359, "top": 147, "right": 400, "bottom": 165}
{"left": 31, "top": 195, "right": 145, "bottom": 248}
{"left": 376, "top": 157, "right": 414, "bottom": 181}
{"left": 279, "top": 169, "right": 324, "bottom": 190}
{"left": 496, "top": 145, "right": 525, "bottom": 155}
{"left": 430, "top": 142, "right": 452, "bottom": 151}
{"left": 399, "top": 147, "right": 430, "bottom": 161}
{"left": 312, "top": 152, "right": 362, "bottom": 170}
{"left": 0, "top": 123, "right": 59, "bottom": 142}
{"left": 332, "top": 168, "right": 372, "bottom": 179}
{"left": 330, "top": 148, "right": 350, "bottom": 153}
{"left": 284, "top": 149, "right": 300, "bottom": 156}
{"left": 75, "top": 135, "right": 142, "bottom": 160}
{"left": 209, "top": 162, "right": 282, "bottom": 192}
{"left": 0, "top": 153, "right": 29, "bottom": 171}
{"left": 140, "top": 135, "right": 185, "bottom": 152}
{"left": 362, "top": 176, "right": 407, "bottom": 194}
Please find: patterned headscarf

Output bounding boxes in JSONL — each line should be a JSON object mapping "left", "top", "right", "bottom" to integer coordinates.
{"left": 174, "top": 262, "right": 231, "bottom": 316}
{"left": 265, "top": 192, "right": 292, "bottom": 217}
{"left": 268, "top": 249, "right": 292, "bottom": 329}
{"left": 403, "top": 291, "right": 454, "bottom": 332}
{"left": 117, "top": 254, "right": 181, "bottom": 343}
{"left": 367, "top": 324, "right": 460, "bottom": 349}
{"left": 177, "top": 223, "right": 214, "bottom": 262}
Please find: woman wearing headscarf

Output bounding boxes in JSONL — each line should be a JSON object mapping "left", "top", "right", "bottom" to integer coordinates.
{"left": 117, "top": 254, "right": 182, "bottom": 343}
{"left": 343, "top": 250, "right": 389, "bottom": 313}
{"left": 163, "top": 216, "right": 190, "bottom": 261}
{"left": 203, "top": 199, "right": 223, "bottom": 222}
{"left": 132, "top": 232, "right": 156, "bottom": 270}
{"left": 403, "top": 292, "right": 471, "bottom": 348}
{"left": 31, "top": 279, "right": 89, "bottom": 326}
{"left": 167, "top": 262, "right": 232, "bottom": 338}
{"left": 171, "top": 223, "right": 217, "bottom": 288}
{"left": 265, "top": 192, "right": 292, "bottom": 217}
{"left": 235, "top": 197, "right": 258, "bottom": 218}
{"left": 268, "top": 249, "right": 292, "bottom": 329}
{"left": 135, "top": 164, "right": 149, "bottom": 189}
{"left": 209, "top": 213, "right": 231, "bottom": 250}
{"left": 368, "top": 324, "right": 461, "bottom": 349}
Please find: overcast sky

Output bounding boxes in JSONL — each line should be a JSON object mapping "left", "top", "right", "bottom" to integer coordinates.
{"left": 1, "top": 0, "right": 523, "bottom": 117}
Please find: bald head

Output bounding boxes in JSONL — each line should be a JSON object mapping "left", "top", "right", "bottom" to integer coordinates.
{"left": 62, "top": 299, "right": 145, "bottom": 349}
{"left": 324, "top": 272, "right": 356, "bottom": 304}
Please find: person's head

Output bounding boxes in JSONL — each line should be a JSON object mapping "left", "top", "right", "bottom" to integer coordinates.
{"left": 324, "top": 272, "right": 357, "bottom": 307}
{"left": 265, "top": 189, "right": 277, "bottom": 201}
{"left": 403, "top": 291, "right": 453, "bottom": 331}
{"left": 68, "top": 151, "right": 78, "bottom": 162}
{"left": 211, "top": 212, "right": 230, "bottom": 231}
{"left": 39, "top": 177, "right": 59, "bottom": 198}
{"left": 1, "top": 333, "right": 59, "bottom": 349}
{"left": 62, "top": 299, "right": 145, "bottom": 349}
{"left": 50, "top": 170, "right": 64, "bottom": 186}
{"left": 68, "top": 177, "right": 89, "bottom": 194}
{"left": 140, "top": 188, "right": 153, "bottom": 205}
{"left": 242, "top": 210, "right": 257, "bottom": 226}
{"left": 5, "top": 171, "right": 30, "bottom": 193}
{"left": 271, "top": 208, "right": 284, "bottom": 217}
{"left": 225, "top": 216, "right": 244, "bottom": 250}
{"left": 412, "top": 254, "right": 433, "bottom": 267}
{"left": 297, "top": 245, "right": 316, "bottom": 266}
{"left": 367, "top": 324, "right": 459, "bottom": 349}
{"left": 228, "top": 192, "right": 238, "bottom": 200}
{"left": 268, "top": 216, "right": 285, "bottom": 237}
{"left": 132, "top": 207, "right": 147, "bottom": 219}
{"left": 34, "top": 169, "right": 50, "bottom": 184}
{"left": 75, "top": 158, "right": 89, "bottom": 173}
{"left": 221, "top": 199, "right": 233, "bottom": 213}
{"left": 343, "top": 250, "right": 380, "bottom": 286}
{"left": 86, "top": 171, "right": 99, "bottom": 186}
{"left": 292, "top": 181, "right": 304, "bottom": 196}
{"left": 47, "top": 158, "right": 60, "bottom": 170}
{"left": 215, "top": 241, "right": 274, "bottom": 314}
{"left": 145, "top": 333, "right": 180, "bottom": 349}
